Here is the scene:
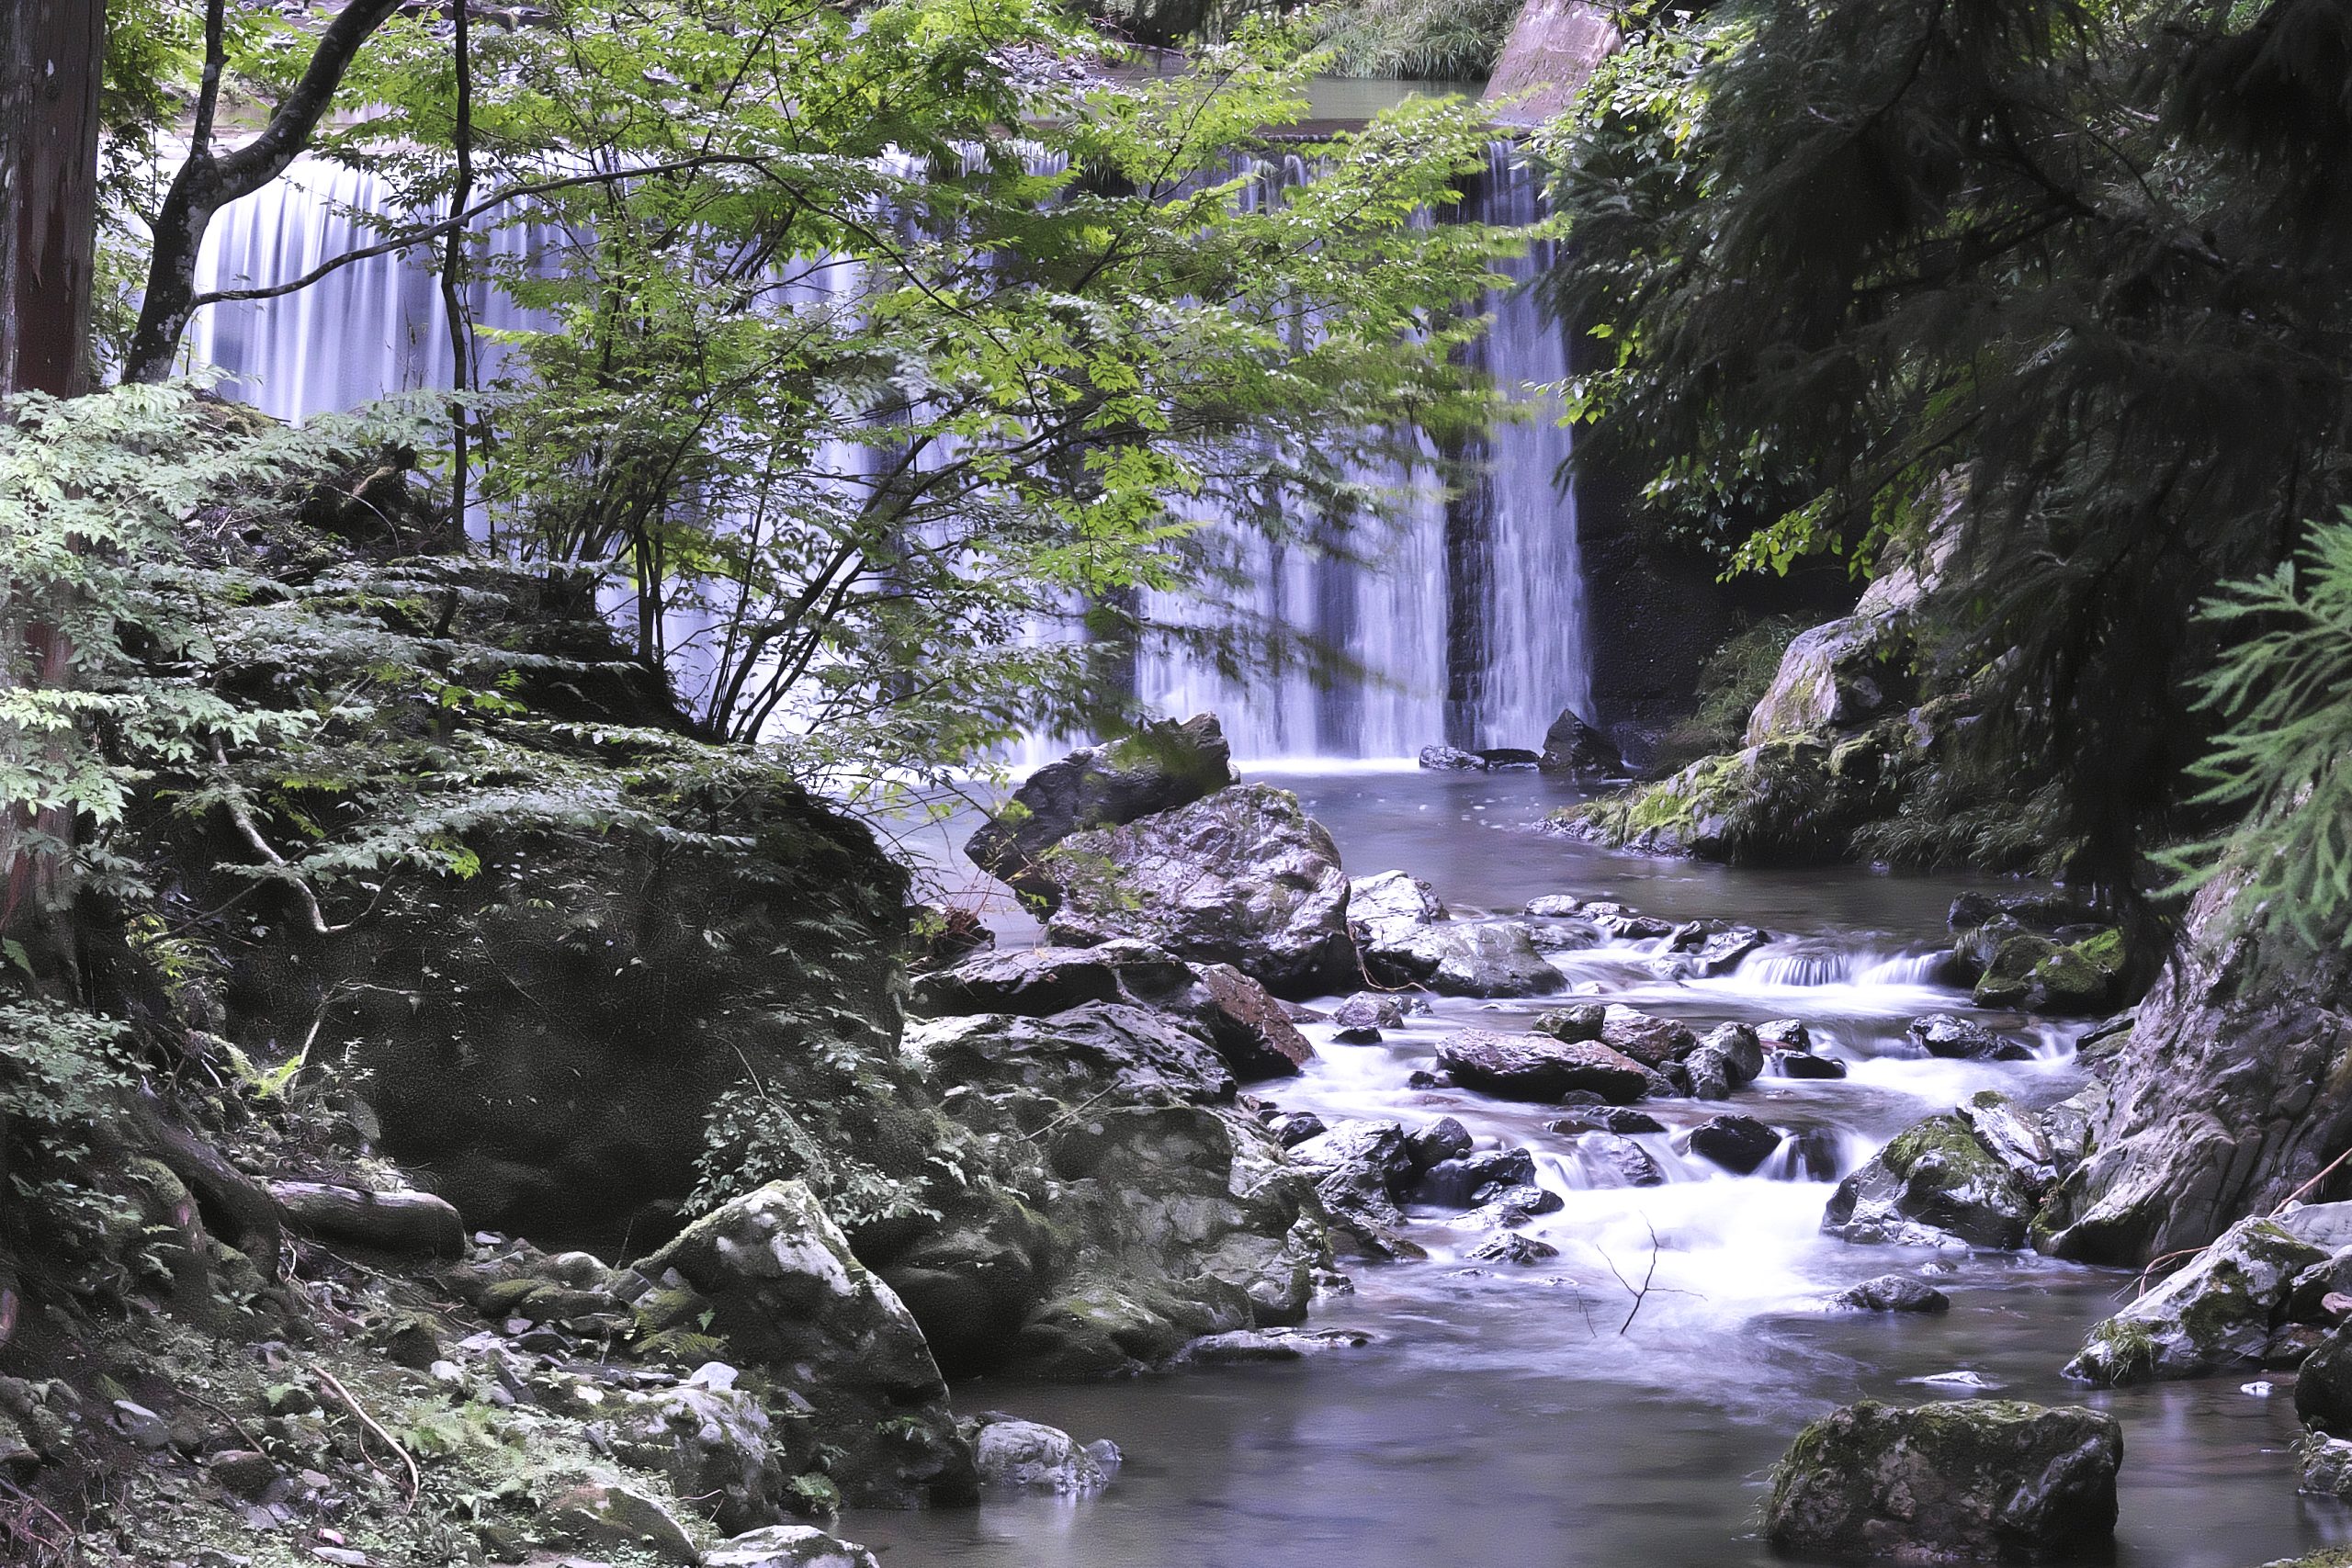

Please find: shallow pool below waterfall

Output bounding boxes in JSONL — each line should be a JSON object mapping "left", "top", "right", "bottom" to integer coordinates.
{"left": 851, "top": 766, "right": 2345, "bottom": 1568}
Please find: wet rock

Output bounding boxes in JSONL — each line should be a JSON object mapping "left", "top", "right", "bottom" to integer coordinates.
{"left": 1829, "top": 1274, "right": 1951, "bottom": 1314}
{"left": 1405, "top": 1117, "right": 1475, "bottom": 1169}
{"left": 1547, "top": 1106, "right": 1665, "bottom": 1136}
{"left": 2266, "top": 1322, "right": 2333, "bottom": 1368}
{"left": 1266, "top": 1111, "right": 1327, "bottom": 1148}
{"left": 908, "top": 1003, "right": 1235, "bottom": 1109}
{"left": 1948, "top": 891, "right": 2103, "bottom": 936}
{"left": 1954, "top": 1089, "right": 2060, "bottom": 1193}
{"left": 2064, "top": 1213, "right": 2329, "bottom": 1386}
{"left": 1784, "top": 1127, "right": 1847, "bottom": 1181}
{"left": 1684, "top": 1114, "right": 1781, "bottom": 1175}
{"left": 1477, "top": 747, "right": 1544, "bottom": 770}
{"left": 1539, "top": 708, "right": 1622, "bottom": 777}
{"left": 1757, "top": 1018, "right": 1812, "bottom": 1051}
{"left": 966, "top": 714, "right": 1234, "bottom": 909}
{"left": 611, "top": 1377, "right": 788, "bottom": 1534}
{"left": 1579, "top": 902, "right": 1677, "bottom": 940}
{"left": 1765, "top": 1400, "right": 2120, "bottom": 1562}
{"left": 1408, "top": 1149, "right": 1539, "bottom": 1208}
{"left": 1684, "top": 1022, "right": 1764, "bottom": 1100}
{"left": 1823, "top": 1114, "right": 2034, "bottom": 1250}
{"left": 1654, "top": 923, "right": 1767, "bottom": 978}
{"left": 538, "top": 1477, "right": 702, "bottom": 1563}
{"left": 1531, "top": 1003, "right": 1607, "bottom": 1043}
{"left": 1467, "top": 1185, "right": 1563, "bottom": 1227}
{"left": 1905, "top": 1012, "right": 2031, "bottom": 1062}
{"left": 629, "top": 1180, "right": 973, "bottom": 1506}
{"left": 1435, "top": 1029, "right": 1651, "bottom": 1105}
{"left": 2032, "top": 879, "right": 2352, "bottom": 1267}
{"left": 1186, "top": 962, "right": 1317, "bottom": 1080}
{"left": 1522, "top": 894, "right": 1588, "bottom": 918}
{"left": 1577, "top": 1133, "right": 1665, "bottom": 1188}
{"left": 1043, "top": 784, "right": 1352, "bottom": 996}
{"left": 971, "top": 1416, "right": 1115, "bottom": 1494}
{"left": 1174, "top": 1326, "right": 1374, "bottom": 1363}
{"left": 2298, "top": 1325, "right": 2352, "bottom": 1433}
{"left": 706, "top": 1524, "right": 884, "bottom": 1568}
{"left": 1331, "top": 990, "right": 1408, "bottom": 1042}
{"left": 909, "top": 941, "right": 1193, "bottom": 1019}
{"left": 1351, "top": 874, "right": 1564, "bottom": 997}
{"left": 2297, "top": 1431, "right": 2352, "bottom": 1498}
{"left": 1598, "top": 1006, "right": 1701, "bottom": 1068}
{"left": 1418, "top": 744, "right": 1485, "bottom": 771}
{"left": 1467, "top": 1232, "right": 1559, "bottom": 1266}
{"left": 1291, "top": 1119, "right": 1417, "bottom": 1242}
{"left": 1769, "top": 1051, "right": 1848, "bottom": 1079}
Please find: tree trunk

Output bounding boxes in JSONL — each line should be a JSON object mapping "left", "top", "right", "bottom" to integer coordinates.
{"left": 0, "top": 0, "right": 103, "bottom": 399}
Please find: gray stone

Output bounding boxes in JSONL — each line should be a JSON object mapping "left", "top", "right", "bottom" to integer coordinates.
{"left": 1466, "top": 1232, "right": 1559, "bottom": 1266}
{"left": 2064, "top": 1214, "right": 2327, "bottom": 1385}
{"left": 1405, "top": 1117, "right": 1475, "bottom": 1169}
{"left": 1186, "top": 962, "right": 1316, "bottom": 1080}
{"left": 971, "top": 1416, "right": 1114, "bottom": 1494}
{"left": 1351, "top": 873, "right": 1562, "bottom": 997}
{"left": 907, "top": 1003, "right": 1235, "bottom": 1109}
{"left": 611, "top": 1381, "right": 787, "bottom": 1534}
{"left": 1906, "top": 1013, "right": 2031, "bottom": 1062}
{"left": 1598, "top": 1006, "right": 1700, "bottom": 1068}
{"left": 1765, "top": 1400, "right": 2120, "bottom": 1562}
{"left": 1685, "top": 1115, "right": 1780, "bottom": 1175}
{"left": 1043, "top": 784, "right": 1352, "bottom": 996}
{"left": 967, "top": 715, "right": 1233, "bottom": 909}
{"left": 706, "top": 1524, "right": 885, "bottom": 1568}
{"left": 2297, "top": 1432, "right": 2352, "bottom": 1498}
{"left": 1538, "top": 708, "right": 1622, "bottom": 777}
{"left": 1408, "top": 1149, "right": 1539, "bottom": 1208}
{"left": 1684, "top": 1022, "right": 1764, "bottom": 1100}
{"left": 537, "top": 1478, "right": 702, "bottom": 1563}
{"left": 1577, "top": 1133, "right": 1665, "bottom": 1188}
{"left": 1828, "top": 1274, "right": 1951, "bottom": 1314}
{"left": 909, "top": 941, "right": 1192, "bottom": 1020}
{"left": 1435, "top": 1029, "right": 1651, "bottom": 1105}
{"left": 1174, "top": 1326, "right": 1374, "bottom": 1364}
{"left": 1824, "top": 1115, "right": 2035, "bottom": 1250}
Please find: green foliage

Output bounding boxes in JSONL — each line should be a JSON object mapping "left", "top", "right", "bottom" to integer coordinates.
{"left": 1650, "top": 613, "right": 1802, "bottom": 766}
{"left": 1310, "top": 0, "right": 1521, "bottom": 79}
{"left": 2157, "top": 517, "right": 2352, "bottom": 952}
{"left": 310, "top": 1, "right": 1516, "bottom": 796}
{"left": 1537, "top": 0, "right": 2352, "bottom": 897}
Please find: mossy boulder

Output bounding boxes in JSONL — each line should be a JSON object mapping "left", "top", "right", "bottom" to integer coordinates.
{"left": 2063, "top": 1213, "right": 2329, "bottom": 1385}
{"left": 1550, "top": 731, "right": 1911, "bottom": 867}
{"left": 1823, "top": 1114, "right": 2036, "bottom": 1249}
{"left": 1765, "top": 1399, "right": 2121, "bottom": 1562}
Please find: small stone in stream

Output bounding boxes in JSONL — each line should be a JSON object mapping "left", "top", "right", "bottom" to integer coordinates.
{"left": 1175, "top": 1326, "right": 1375, "bottom": 1364}
{"left": 1787, "top": 1127, "right": 1845, "bottom": 1182}
{"left": 1756, "top": 1018, "right": 1812, "bottom": 1051}
{"left": 1654, "top": 1063, "right": 1692, "bottom": 1099}
{"left": 972, "top": 1416, "right": 1114, "bottom": 1494}
{"left": 1525, "top": 923, "right": 1592, "bottom": 953}
{"left": 1685, "top": 1021, "right": 1765, "bottom": 1100}
{"left": 706, "top": 1524, "right": 886, "bottom": 1568}
{"left": 1435, "top": 1028, "right": 1652, "bottom": 1104}
{"left": 1578, "top": 1133, "right": 1666, "bottom": 1188}
{"left": 1468, "top": 1233, "right": 1559, "bottom": 1266}
{"left": 1476, "top": 748, "right": 1544, "bottom": 770}
{"left": 1582, "top": 903, "right": 1678, "bottom": 940}
{"left": 2264, "top": 1323, "right": 2331, "bottom": 1369}
{"left": 1906, "top": 1012, "right": 2032, "bottom": 1062}
{"left": 1333, "top": 991, "right": 1408, "bottom": 1032}
{"left": 1419, "top": 744, "right": 1485, "bottom": 771}
{"left": 1555, "top": 1089, "right": 1607, "bottom": 1108}
{"left": 1410, "top": 1149, "right": 1539, "bottom": 1208}
{"left": 1685, "top": 1115, "right": 1781, "bottom": 1175}
{"left": 1334, "top": 1024, "right": 1384, "bottom": 1043}
{"left": 1599, "top": 1005, "right": 1701, "bottom": 1067}
{"left": 1267, "top": 1111, "right": 1326, "bottom": 1148}
{"left": 1467, "top": 1185, "right": 1563, "bottom": 1227}
{"left": 1531, "top": 1004, "right": 1606, "bottom": 1043}
{"left": 1547, "top": 1105, "right": 1664, "bottom": 1136}
{"left": 1407, "top": 1068, "right": 1453, "bottom": 1089}
{"left": 1769, "top": 1051, "right": 1847, "bottom": 1079}
{"left": 1406, "top": 1117, "right": 1475, "bottom": 1169}
{"left": 1830, "top": 1274, "right": 1952, "bottom": 1314}
{"left": 1522, "top": 895, "right": 1586, "bottom": 917}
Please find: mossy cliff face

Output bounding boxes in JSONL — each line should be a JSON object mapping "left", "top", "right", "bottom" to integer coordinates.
{"left": 2036, "top": 880, "right": 2352, "bottom": 1266}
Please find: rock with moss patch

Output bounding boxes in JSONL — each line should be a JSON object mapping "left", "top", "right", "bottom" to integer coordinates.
{"left": 610, "top": 1376, "right": 792, "bottom": 1535}
{"left": 2298, "top": 1432, "right": 2352, "bottom": 1498}
{"left": 2063, "top": 1213, "right": 2329, "bottom": 1385}
{"left": 629, "top": 1180, "right": 973, "bottom": 1506}
{"left": 1041, "top": 784, "right": 1352, "bottom": 996}
{"left": 1350, "top": 871, "right": 1564, "bottom": 998}
{"left": 969, "top": 1415, "right": 1118, "bottom": 1493}
{"left": 537, "top": 1476, "right": 703, "bottom": 1563}
{"left": 1436, "top": 1029, "right": 1651, "bottom": 1105}
{"left": 1823, "top": 1114, "right": 2036, "bottom": 1249}
{"left": 1765, "top": 1399, "right": 2120, "bottom": 1562}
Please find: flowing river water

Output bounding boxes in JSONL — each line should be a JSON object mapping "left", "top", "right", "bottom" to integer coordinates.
{"left": 854, "top": 766, "right": 2338, "bottom": 1568}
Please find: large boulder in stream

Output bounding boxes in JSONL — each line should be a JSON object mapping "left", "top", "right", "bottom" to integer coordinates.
{"left": 1349, "top": 870, "right": 1564, "bottom": 998}
{"left": 1040, "top": 784, "right": 1353, "bottom": 997}
{"left": 1822, "top": 1113, "right": 2038, "bottom": 1250}
{"left": 909, "top": 1007, "right": 1332, "bottom": 1378}
{"left": 2062, "top": 1205, "right": 2352, "bottom": 1386}
{"left": 1765, "top": 1400, "right": 2121, "bottom": 1562}
{"left": 629, "top": 1180, "right": 976, "bottom": 1506}
{"left": 1436, "top": 1028, "right": 1652, "bottom": 1104}
{"left": 2031, "top": 880, "right": 2352, "bottom": 1267}
{"left": 965, "top": 714, "right": 1233, "bottom": 910}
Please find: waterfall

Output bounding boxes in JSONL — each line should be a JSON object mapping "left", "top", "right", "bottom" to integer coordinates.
{"left": 182, "top": 136, "right": 1590, "bottom": 762}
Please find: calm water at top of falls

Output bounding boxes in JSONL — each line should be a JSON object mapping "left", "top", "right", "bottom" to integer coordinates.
{"left": 860, "top": 766, "right": 2345, "bottom": 1568}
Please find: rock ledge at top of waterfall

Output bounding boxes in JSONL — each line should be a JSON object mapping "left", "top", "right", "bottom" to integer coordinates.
{"left": 1765, "top": 1399, "right": 2121, "bottom": 1562}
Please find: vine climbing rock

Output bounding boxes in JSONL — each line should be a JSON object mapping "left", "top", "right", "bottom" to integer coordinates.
{"left": 628, "top": 1180, "right": 977, "bottom": 1507}
{"left": 965, "top": 714, "right": 1235, "bottom": 911}
{"left": 1765, "top": 1400, "right": 2121, "bottom": 1562}
{"left": 1040, "top": 784, "right": 1354, "bottom": 997}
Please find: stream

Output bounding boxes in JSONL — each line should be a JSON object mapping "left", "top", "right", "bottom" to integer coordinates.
{"left": 854, "top": 765, "right": 2342, "bottom": 1567}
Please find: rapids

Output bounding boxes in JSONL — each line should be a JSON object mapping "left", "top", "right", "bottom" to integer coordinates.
{"left": 861, "top": 766, "right": 2337, "bottom": 1568}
